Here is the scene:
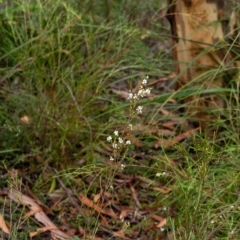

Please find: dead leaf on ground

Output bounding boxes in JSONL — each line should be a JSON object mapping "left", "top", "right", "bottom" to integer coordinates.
{"left": 134, "top": 123, "right": 174, "bottom": 136}
{"left": 93, "top": 193, "right": 101, "bottom": 203}
{"left": 8, "top": 189, "right": 70, "bottom": 240}
{"left": 152, "top": 186, "right": 172, "bottom": 194}
{"left": 129, "top": 184, "right": 141, "bottom": 208}
{"left": 170, "top": 159, "right": 181, "bottom": 167}
{"left": 25, "top": 186, "right": 54, "bottom": 215}
{"left": 100, "top": 214, "right": 109, "bottom": 227}
{"left": 155, "top": 127, "right": 199, "bottom": 148}
{"left": 29, "top": 226, "right": 58, "bottom": 238}
{"left": 162, "top": 121, "right": 178, "bottom": 130}
{"left": 79, "top": 193, "right": 117, "bottom": 219}
{"left": 115, "top": 178, "right": 132, "bottom": 184}
{"left": 113, "top": 230, "right": 131, "bottom": 240}
{"left": 20, "top": 115, "right": 31, "bottom": 124}
{"left": 151, "top": 214, "right": 165, "bottom": 222}
{"left": 119, "top": 208, "right": 130, "bottom": 220}
{"left": 0, "top": 214, "right": 10, "bottom": 234}
{"left": 111, "top": 89, "right": 129, "bottom": 99}
{"left": 24, "top": 208, "right": 42, "bottom": 218}
{"left": 155, "top": 217, "right": 167, "bottom": 229}
{"left": 159, "top": 109, "right": 175, "bottom": 117}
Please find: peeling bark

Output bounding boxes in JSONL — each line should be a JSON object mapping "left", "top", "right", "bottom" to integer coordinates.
{"left": 167, "top": 0, "right": 239, "bottom": 129}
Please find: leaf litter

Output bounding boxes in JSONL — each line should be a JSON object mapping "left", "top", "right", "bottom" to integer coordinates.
{"left": 0, "top": 76, "right": 199, "bottom": 239}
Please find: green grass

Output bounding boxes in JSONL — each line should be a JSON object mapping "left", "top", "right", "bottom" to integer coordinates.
{"left": 1, "top": 0, "right": 240, "bottom": 239}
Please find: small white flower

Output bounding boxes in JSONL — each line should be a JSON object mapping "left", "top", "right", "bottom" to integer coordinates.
{"left": 107, "top": 136, "right": 112, "bottom": 142}
{"left": 136, "top": 106, "right": 143, "bottom": 114}
{"left": 118, "top": 137, "right": 124, "bottom": 144}
{"left": 114, "top": 130, "right": 119, "bottom": 136}
{"left": 128, "top": 92, "right": 133, "bottom": 99}
{"left": 145, "top": 88, "right": 151, "bottom": 95}
{"left": 137, "top": 89, "right": 144, "bottom": 97}
{"left": 128, "top": 124, "right": 133, "bottom": 130}
{"left": 163, "top": 206, "right": 167, "bottom": 211}
{"left": 156, "top": 172, "right": 167, "bottom": 177}
{"left": 133, "top": 94, "right": 138, "bottom": 100}
{"left": 210, "top": 220, "right": 214, "bottom": 224}
{"left": 126, "top": 140, "right": 131, "bottom": 145}
{"left": 160, "top": 228, "right": 165, "bottom": 232}
{"left": 142, "top": 79, "right": 147, "bottom": 85}
{"left": 112, "top": 143, "right": 118, "bottom": 149}
{"left": 121, "top": 164, "right": 125, "bottom": 170}
{"left": 110, "top": 156, "right": 114, "bottom": 161}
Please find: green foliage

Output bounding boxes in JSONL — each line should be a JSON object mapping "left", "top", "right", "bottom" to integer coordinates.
{"left": 1, "top": 0, "right": 240, "bottom": 239}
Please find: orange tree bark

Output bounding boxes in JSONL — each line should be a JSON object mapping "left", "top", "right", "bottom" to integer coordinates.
{"left": 167, "top": 0, "right": 239, "bottom": 129}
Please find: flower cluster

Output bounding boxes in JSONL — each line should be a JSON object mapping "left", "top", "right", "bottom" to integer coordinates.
{"left": 156, "top": 172, "right": 167, "bottom": 177}
{"left": 107, "top": 130, "right": 131, "bottom": 161}
{"left": 128, "top": 76, "right": 151, "bottom": 115}
{"left": 106, "top": 76, "right": 152, "bottom": 170}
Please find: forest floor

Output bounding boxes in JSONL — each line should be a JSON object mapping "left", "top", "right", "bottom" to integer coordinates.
{"left": 1, "top": 1, "right": 240, "bottom": 240}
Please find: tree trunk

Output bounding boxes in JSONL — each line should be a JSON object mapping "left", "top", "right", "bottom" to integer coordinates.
{"left": 167, "top": 0, "right": 239, "bottom": 129}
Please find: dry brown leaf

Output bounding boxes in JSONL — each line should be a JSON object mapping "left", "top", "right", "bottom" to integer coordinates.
{"left": 159, "top": 109, "right": 174, "bottom": 116}
{"left": 155, "top": 127, "right": 199, "bottom": 148}
{"left": 78, "top": 226, "right": 85, "bottom": 236}
{"left": 115, "top": 178, "right": 132, "bottom": 184}
{"left": 172, "top": 127, "right": 199, "bottom": 143}
{"left": 93, "top": 193, "right": 101, "bottom": 203}
{"left": 112, "top": 230, "right": 130, "bottom": 240}
{"left": 0, "top": 214, "right": 10, "bottom": 234}
{"left": 170, "top": 159, "right": 181, "bottom": 167}
{"left": 20, "top": 115, "right": 31, "bottom": 124}
{"left": 167, "top": 98, "right": 176, "bottom": 103}
{"left": 152, "top": 186, "right": 172, "bottom": 194}
{"left": 29, "top": 226, "right": 58, "bottom": 238}
{"left": 25, "top": 186, "right": 54, "bottom": 215}
{"left": 111, "top": 89, "right": 129, "bottom": 99}
{"left": 79, "top": 193, "right": 117, "bottom": 219}
{"left": 155, "top": 218, "right": 167, "bottom": 228}
{"left": 103, "top": 191, "right": 116, "bottom": 199}
{"left": 129, "top": 184, "right": 141, "bottom": 208}
{"left": 162, "top": 121, "right": 177, "bottom": 130}
{"left": 151, "top": 214, "right": 168, "bottom": 230}
{"left": 24, "top": 208, "right": 42, "bottom": 218}
{"left": 119, "top": 208, "right": 129, "bottom": 220}
{"left": 8, "top": 189, "right": 70, "bottom": 240}
{"left": 133, "top": 123, "right": 174, "bottom": 136}
{"left": 49, "top": 196, "right": 64, "bottom": 210}
{"left": 151, "top": 214, "right": 165, "bottom": 222}
{"left": 100, "top": 214, "right": 109, "bottom": 227}
{"left": 157, "top": 129, "right": 175, "bottom": 136}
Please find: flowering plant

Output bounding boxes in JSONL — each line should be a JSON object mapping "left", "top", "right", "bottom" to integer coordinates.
{"left": 106, "top": 76, "right": 151, "bottom": 168}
